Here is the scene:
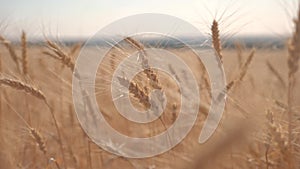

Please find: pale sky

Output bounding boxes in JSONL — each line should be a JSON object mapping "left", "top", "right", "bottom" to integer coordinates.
{"left": 0, "top": 0, "right": 298, "bottom": 39}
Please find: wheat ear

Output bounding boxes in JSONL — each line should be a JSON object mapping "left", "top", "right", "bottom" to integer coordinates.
{"left": 0, "top": 77, "right": 45, "bottom": 100}
{"left": 21, "top": 31, "right": 28, "bottom": 75}
{"left": 124, "top": 36, "right": 148, "bottom": 68}
{"left": 29, "top": 127, "right": 47, "bottom": 155}
{"left": 44, "top": 39, "right": 75, "bottom": 71}
{"left": 124, "top": 37, "right": 144, "bottom": 51}
{"left": 118, "top": 76, "right": 150, "bottom": 108}
{"left": 129, "top": 81, "right": 151, "bottom": 108}
{"left": 68, "top": 43, "right": 81, "bottom": 57}
{"left": 0, "top": 35, "right": 21, "bottom": 73}
{"left": 211, "top": 20, "right": 223, "bottom": 62}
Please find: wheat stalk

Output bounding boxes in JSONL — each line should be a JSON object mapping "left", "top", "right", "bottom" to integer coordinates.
{"left": 0, "top": 53, "right": 1, "bottom": 124}
{"left": 288, "top": 13, "right": 300, "bottom": 78}
{"left": 44, "top": 39, "right": 105, "bottom": 168}
{"left": 0, "top": 76, "right": 66, "bottom": 166}
{"left": 21, "top": 31, "right": 28, "bottom": 75}
{"left": 286, "top": 3, "right": 300, "bottom": 168}
{"left": 0, "top": 52, "right": 2, "bottom": 72}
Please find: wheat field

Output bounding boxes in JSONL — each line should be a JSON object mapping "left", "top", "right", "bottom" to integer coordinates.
{"left": 0, "top": 2, "right": 300, "bottom": 169}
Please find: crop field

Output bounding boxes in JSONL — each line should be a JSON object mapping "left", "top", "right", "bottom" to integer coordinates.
{"left": 0, "top": 1, "right": 300, "bottom": 169}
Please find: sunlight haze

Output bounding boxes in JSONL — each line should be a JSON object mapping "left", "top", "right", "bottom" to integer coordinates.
{"left": 0, "top": 0, "right": 297, "bottom": 39}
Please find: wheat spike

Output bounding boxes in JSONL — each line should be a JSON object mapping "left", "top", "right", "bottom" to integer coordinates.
{"left": 124, "top": 36, "right": 149, "bottom": 67}
{"left": 124, "top": 37, "right": 144, "bottom": 51}
{"left": 117, "top": 76, "right": 150, "bottom": 108}
{"left": 0, "top": 77, "right": 45, "bottom": 100}
{"left": 144, "top": 68, "right": 162, "bottom": 90}
{"left": 42, "top": 50, "right": 61, "bottom": 60}
{"left": 129, "top": 81, "right": 151, "bottom": 108}
{"left": 21, "top": 31, "right": 28, "bottom": 75}
{"left": 265, "top": 110, "right": 289, "bottom": 168}
{"left": 266, "top": 111, "right": 287, "bottom": 148}
{"left": 44, "top": 39, "right": 75, "bottom": 71}
{"left": 0, "top": 35, "right": 21, "bottom": 73}
{"left": 68, "top": 43, "right": 81, "bottom": 57}
{"left": 29, "top": 127, "right": 47, "bottom": 155}
{"left": 288, "top": 10, "right": 300, "bottom": 77}
{"left": 286, "top": 3, "right": 300, "bottom": 168}
{"left": 211, "top": 20, "right": 223, "bottom": 62}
